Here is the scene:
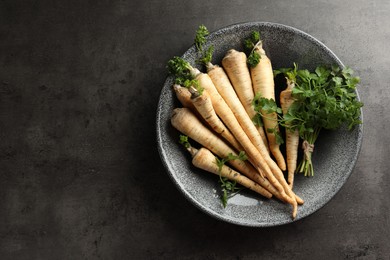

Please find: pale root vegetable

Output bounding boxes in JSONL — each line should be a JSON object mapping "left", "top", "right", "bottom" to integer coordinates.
{"left": 188, "top": 147, "right": 272, "bottom": 199}
{"left": 171, "top": 108, "right": 291, "bottom": 201}
{"left": 258, "top": 173, "right": 297, "bottom": 209}
{"left": 188, "top": 87, "right": 243, "bottom": 152}
{"left": 221, "top": 49, "right": 269, "bottom": 152}
{"left": 280, "top": 78, "right": 300, "bottom": 188}
{"left": 172, "top": 84, "right": 208, "bottom": 125}
{"left": 250, "top": 43, "right": 286, "bottom": 171}
{"left": 264, "top": 149, "right": 301, "bottom": 213}
{"left": 261, "top": 155, "right": 298, "bottom": 216}
{"left": 295, "top": 194, "right": 304, "bottom": 205}
{"left": 173, "top": 84, "right": 193, "bottom": 109}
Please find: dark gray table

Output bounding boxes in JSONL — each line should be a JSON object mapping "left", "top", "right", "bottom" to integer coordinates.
{"left": 1, "top": 0, "right": 389, "bottom": 259}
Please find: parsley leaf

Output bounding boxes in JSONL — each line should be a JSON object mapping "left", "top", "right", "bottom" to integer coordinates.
{"left": 252, "top": 94, "right": 284, "bottom": 145}
{"left": 167, "top": 56, "right": 204, "bottom": 95}
{"left": 215, "top": 151, "right": 247, "bottom": 172}
{"left": 193, "top": 25, "right": 214, "bottom": 66}
{"left": 247, "top": 52, "right": 261, "bottom": 68}
{"left": 252, "top": 94, "right": 282, "bottom": 114}
{"left": 267, "top": 127, "right": 284, "bottom": 145}
{"left": 194, "top": 25, "right": 209, "bottom": 52}
{"left": 167, "top": 56, "right": 192, "bottom": 83}
{"left": 243, "top": 31, "right": 262, "bottom": 67}
{"left": 215, "top": 152, "right": 247, "bottom": 207}
{"left": 219, "top": 177, "right": 243, "bottom": 208}
{"left": 252, "top": 113, "right": 264, "bottom": 127}
{"left": 179, "top": 135, "right": 191, "bottom": 148}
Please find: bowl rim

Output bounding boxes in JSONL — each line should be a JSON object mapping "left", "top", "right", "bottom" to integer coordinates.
{"left": 156, "top": 21, "right": 364, "bottom": 227}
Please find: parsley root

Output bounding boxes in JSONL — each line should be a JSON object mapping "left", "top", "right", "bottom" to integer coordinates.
{"left": 172, "top": 84, "right": 194, "bottom": 109}
{"left": 280, "top": 78, "right": 300, "bottom": 188}
{"left": 249, "top": 39, "right": 286, "bottom": 171}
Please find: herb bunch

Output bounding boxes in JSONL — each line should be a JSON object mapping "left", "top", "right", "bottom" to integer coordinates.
{"left": 275, "top": 64, "right": 363, "bottom": 176}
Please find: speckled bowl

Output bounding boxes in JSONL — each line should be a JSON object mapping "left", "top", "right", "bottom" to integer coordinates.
{"left": 156, "top": 22, "right": 363, "bottom": 227}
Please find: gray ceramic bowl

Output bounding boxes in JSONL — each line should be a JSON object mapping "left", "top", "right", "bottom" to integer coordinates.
{"left": 156, "top": 22, "right": 363, "bottom": 227}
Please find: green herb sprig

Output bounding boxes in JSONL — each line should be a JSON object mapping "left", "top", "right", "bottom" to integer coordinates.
{"left": 194, "top": 25, "right": 214, "bottom": 66}
{"left": 215, "top": 151, "right": 247, "bottom": 208}
{"left": 167, "top": 56, "right": 204, "bottom": 95}
{"left": 252, "top": 94, "right": 284, "bottom": 145}
{"left": 243, "top": 31, "right": 261, "bottom": 68}
{"left": 179, "top": 134, "right": 191, "bottom": 148}
{"left": 215, "top": 151, "right": 248, "bottom": 172}
{"left": 195, "top": 25, "right": 209, "bottom": 52}
{"left": 252, "top": 113, "right": 264, "bottom": 127}
{"left": 218, "top": 177, "right": 242, "bottom": 208}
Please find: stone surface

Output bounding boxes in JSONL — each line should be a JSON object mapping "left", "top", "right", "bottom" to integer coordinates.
{"left": 0, "top": 0, "right": 389, "bottom": 259}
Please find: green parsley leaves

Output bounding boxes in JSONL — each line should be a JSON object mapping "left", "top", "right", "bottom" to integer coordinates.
{"left": 244, "top": 31, "right": 262, "bottom": 68}
{"left": 252, "top": 94, "right": 284, "bottom": 145}
{"left": 219, "top": 177, "right": 243, "bottom": 208}
{"left": 194, "top": 25, "right": 209, "bottom": 52}
{"left": 194, "top": 25, "right": 214, "bottom": 65}
{"left": 215, "top": 151, "right": 248, "bottom": 172}
{"left": 179, "top": 134, "right": 191, "bottom": 148}
{"left": 167, "top": 56, "right": 204, "bottom": 95}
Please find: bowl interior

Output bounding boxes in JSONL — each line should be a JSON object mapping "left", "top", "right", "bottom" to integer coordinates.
{"left": 156, "top": 22, "right": 363, "bottom": 227}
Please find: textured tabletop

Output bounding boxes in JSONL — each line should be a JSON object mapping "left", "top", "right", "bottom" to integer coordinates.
{"left": 0, "top": 0, "right": 389, "bottom": 259}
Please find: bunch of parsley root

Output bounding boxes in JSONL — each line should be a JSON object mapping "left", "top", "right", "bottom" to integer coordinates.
{"left": 167, "top": 25, "right": 363, "bottom": 219}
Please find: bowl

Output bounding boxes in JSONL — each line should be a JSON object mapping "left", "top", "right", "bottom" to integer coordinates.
{"left": 156, "top": 22, "right": 363, "bottom": 227}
